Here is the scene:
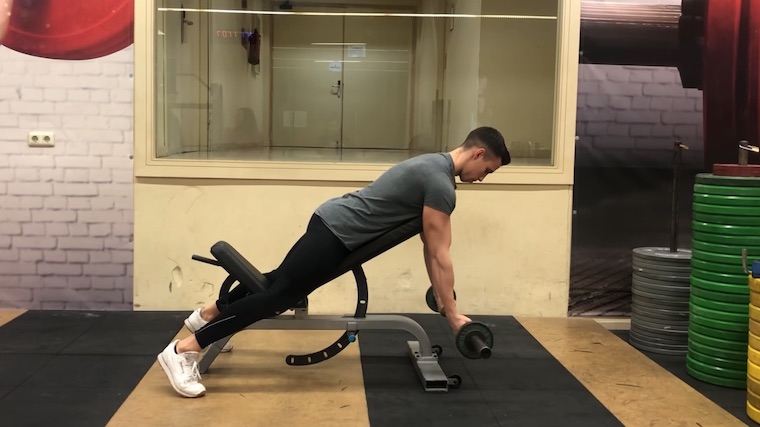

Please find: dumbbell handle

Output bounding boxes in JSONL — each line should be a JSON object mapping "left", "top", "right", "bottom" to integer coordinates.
{"left": 467, "top": 333, "right": 492, "bottom": 359}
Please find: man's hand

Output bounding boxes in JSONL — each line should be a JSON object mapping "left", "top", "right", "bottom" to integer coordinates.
{"left": 446, "top": 312, "right": 472, "bottom": 334}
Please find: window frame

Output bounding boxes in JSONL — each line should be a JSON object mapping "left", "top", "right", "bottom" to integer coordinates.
{"left": 133, "top": 0, "right": 581, "bottom": 185}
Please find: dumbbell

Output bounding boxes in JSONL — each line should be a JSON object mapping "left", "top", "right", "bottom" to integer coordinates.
{"left": 456, "top": 321, "right": 493, "bottom": 359}
{"left": 425, "top": 286, "right": 455, "bottom": 313}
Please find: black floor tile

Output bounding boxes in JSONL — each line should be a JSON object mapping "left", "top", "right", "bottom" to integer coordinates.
{"left": 0, "top": 311, "right": 102, "bottom": 354}
{"left": 0, "top": 354, "right": 54, "bottom": 387}
{"left": 360, "top": 315, "right": 623, "bottom": 427}
{"left": 22, "top": 355, "right": 156, "bottom": 389}
{"left": 0, "top": 387, "right": 13, "bottom": 400}
{"left": 0, "top": 386, "right": 133, "bottom": 427}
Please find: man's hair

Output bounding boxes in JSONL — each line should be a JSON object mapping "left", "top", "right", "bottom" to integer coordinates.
{"left": 461, "top": 127, "right": 511, "bottom": 166}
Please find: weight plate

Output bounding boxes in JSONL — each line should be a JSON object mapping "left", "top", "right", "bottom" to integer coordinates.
{"left": 455, "top": 321, "right": 493, "bottom": 360}
{"left": 750, "top": 331, "right": 760, "bottom": 350}
{"left": 633, "top": 273, "right": 691, "bottom": 288}
{"left": 693, "top": 212, "right": 760, "bottom": 226}
{"left": 750, "top": 346, "right": 760, "bottom": 367}
{"left": 686, "top": 364, "right": 746, "bottom": 388}
{"left": 630, "top": 316, "right": 689, "bottom": 333}
{"left": 692, "top": 248, "right": 759, "bottom": 265}
{"left": 632, "top": 247, "right": 692, "bottom": 263}
{"left": 714, "top": 164, "right": 760, "bottom": 177}
{"left": 749, "top": 371, "right": 760, "bottom": 396}
{"left": 749, "top": 389, "right": 760, "bottom": 416}
{"left": 693, "top": 193, "right": 760, "bottom": 207}
{"left": 690, "top": 285, "right": 749, "bottom": 304}
{"left": 2, "top": 0, "right": 134, "bottom": 60}
{"left": 633, "top": 259, "right": 693, "bottom": 274}
{"left": 693, "top": 231, "right": 760, "bottom": 246}
{"left": 690, "top": 301, "right": 749, "bottom": 323}
{"left": 632, "top": 306, "right": 690, "bottom": 324}
{"left": 694, "top": 184, "right": 760, "bottom": 197}
{"left": 693, "top": 202, "right": 760, "bottom": 216}
{"left": 754, "top": 280, "right": 760, "bottom": 293}
{"left": 688, "top": 320, "right": 748, "bottom": 341}
{"left": 692, "top": 258, "right": 748, "bottom": 275}
{"left": 691, "top": 269, "right": 751, "bottom": 286}
{"left": 633, "top": 270, "right": 691, "bottom": 283}
{"left": 631, "top": 304, "right": 688, "bottom": 318}
{"left": 688, "top": 337, "right": 747, "bottom": 361}
{"left": 692, "top": 240, "right": 760, "bottom": 256}
{"left": 693, "top": 221, "right": 760, "bottom": 236}
{"left": 631, "top": 298, "right": 689, "bottom": 314}
{"left": 630, "top": 328, "right": 687, "bottom": 345}
{"left": 690, "top": 311, "right": 749, "bottom": 333}
{"left": 632, "top": 293, "right": 688, "bottom": 310}
{"left": 749, "top": 401, "right": 760, "bottom": 424}
{"left": 696, "top": 173, "right": 760, "bottom": 187}
{"left": 630, "top": 335, "right": 687, "bottom": 356}
{"left": 751, "top": 319, "right": 760, "bottom": 336}
{"left": 687, "top": 329, "right": 748, "bottom": 353}
{"left": 691, "top": 275, "right": 750, "bottom": 295}
{"left": 751, "top": 304, "right": 760, "bottom": 322}
{"left": 690, "top": 294, "right": 748, "bottom": 314}
{"left": 688, "top": 348, "right": 747, "bottom": 371}
{"left": 750, "top": 361, "right": 760, "bottom": 384}
{"left": 686, "top": 354, "right": 746, "bottom": 380}
{"left": 752, "top": 291, "right": 760, "bottom": 306}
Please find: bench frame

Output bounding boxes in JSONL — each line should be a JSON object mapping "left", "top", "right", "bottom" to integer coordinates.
{"left": 191, "top": 219, "right": 458, "bottom": 392}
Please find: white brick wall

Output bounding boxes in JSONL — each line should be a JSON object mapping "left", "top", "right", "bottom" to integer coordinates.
{"left": 0, "top": 46, "right": 134, "bottom": 310}
{"left": 575, "top": 64, "right": 705, "bottom": 169}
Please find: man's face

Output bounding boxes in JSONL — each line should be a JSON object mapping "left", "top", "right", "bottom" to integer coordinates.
{"left": 461, "top": 149, "right": 501, "bottom": 183}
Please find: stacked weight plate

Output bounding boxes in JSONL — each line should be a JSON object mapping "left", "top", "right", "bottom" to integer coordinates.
{"left": 747, "top": 259, "right": 760, "bottom": 423}
{"left": 630, "top": 247, "right": 692, "bottom": 355}
{"left": 688, "top": 173, "right": 760, "bottom": 389}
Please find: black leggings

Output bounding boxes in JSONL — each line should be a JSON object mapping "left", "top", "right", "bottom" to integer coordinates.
{"left": 194, "top": 214, "right": 351, "bottom": 348}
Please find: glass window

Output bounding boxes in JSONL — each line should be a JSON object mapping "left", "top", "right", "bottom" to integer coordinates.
{"left": 154, "top": 0, "right": 560, "bottom": 166}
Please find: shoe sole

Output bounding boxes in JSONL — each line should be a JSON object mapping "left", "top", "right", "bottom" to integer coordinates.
{"left": 157, "top": 352, "right": 206, "bottom": 398}
{"left": 184, "top": 318, "right": 233, "bottom": 353}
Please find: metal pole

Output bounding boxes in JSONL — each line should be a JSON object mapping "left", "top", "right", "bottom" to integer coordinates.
{"left": 670, "top": 140, "right": 688, "bottom": 252}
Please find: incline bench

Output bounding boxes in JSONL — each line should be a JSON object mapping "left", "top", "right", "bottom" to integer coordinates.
{"left": 191, "top": 218, "right": 492, "bottom": 392}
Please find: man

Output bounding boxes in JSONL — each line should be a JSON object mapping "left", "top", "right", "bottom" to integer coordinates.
{"left": 158, "top": 126, "right": 511, "bottom": 398}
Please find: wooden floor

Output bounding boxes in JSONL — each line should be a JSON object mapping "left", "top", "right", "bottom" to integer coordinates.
{"left": 0, "top": 309, "right": 754, "bottom": 427}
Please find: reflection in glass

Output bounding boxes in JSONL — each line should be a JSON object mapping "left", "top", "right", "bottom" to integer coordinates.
{"left": 154, "top": 0, "right": 559, "bottom": 166}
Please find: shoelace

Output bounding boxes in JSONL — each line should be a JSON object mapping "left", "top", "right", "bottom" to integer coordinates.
{"left": 181, "top": 357, "right": 202, "bottom": 383}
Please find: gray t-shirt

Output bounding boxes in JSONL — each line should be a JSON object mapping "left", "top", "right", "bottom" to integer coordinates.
{"left": 315, "top": 153, "right": 457, "bottom": 250}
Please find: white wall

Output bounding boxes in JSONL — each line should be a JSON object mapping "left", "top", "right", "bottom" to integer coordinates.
{"left": 0, "top": 46, "right": 134, "bottom": 309}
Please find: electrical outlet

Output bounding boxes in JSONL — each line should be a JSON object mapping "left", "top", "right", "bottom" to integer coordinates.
{"left": 28, "top": 131, "right": 55, "bottom": 147}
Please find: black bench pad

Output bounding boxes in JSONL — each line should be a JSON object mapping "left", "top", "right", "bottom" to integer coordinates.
{"left": 211, "top": 218, "right": 422, "bottom": 294}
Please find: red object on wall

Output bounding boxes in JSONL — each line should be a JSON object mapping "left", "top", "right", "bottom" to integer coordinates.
{"left": 702, "top": 0, "right": 743, "bottom": 167}
{"left": 2, "top": 0, "right": 134, "bottom": 60}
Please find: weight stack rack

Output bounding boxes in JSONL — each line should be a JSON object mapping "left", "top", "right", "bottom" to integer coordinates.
{"left": 747, "top": 259, "right": 760, "bottom": 423}
{"left": 688, "top": 173, "right": 760, "bottom": 389}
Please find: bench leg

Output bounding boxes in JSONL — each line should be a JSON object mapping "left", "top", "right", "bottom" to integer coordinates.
{"left": 198, "top": 335, "right": 233, "bottom": 373}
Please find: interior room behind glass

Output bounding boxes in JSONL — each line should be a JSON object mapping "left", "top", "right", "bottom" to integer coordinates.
{"left": 154, "top": 0, "right": 560, "bottom": 166}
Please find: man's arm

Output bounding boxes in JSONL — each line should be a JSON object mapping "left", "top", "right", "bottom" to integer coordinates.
{"left": 421, "top": 205, "right": 470, "bottom": 331}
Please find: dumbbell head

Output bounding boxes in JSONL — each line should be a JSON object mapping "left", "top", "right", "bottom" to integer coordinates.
{"left": 455, "top": 321, "right": 493, "bottom": 359}
{"left": 425, "top": 286, "right": 456, "bottom": 314}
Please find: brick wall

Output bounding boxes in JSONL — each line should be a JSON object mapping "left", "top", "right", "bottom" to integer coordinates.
{"left": 0, "top": 46, "right": 134, "bottom": 310}
{"left": 575, "top": 63, "right": 705, "bottom": 169}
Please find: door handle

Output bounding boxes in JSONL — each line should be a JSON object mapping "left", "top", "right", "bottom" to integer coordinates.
{"left": 331, "top": 80, "right": 341, "bottom": 98}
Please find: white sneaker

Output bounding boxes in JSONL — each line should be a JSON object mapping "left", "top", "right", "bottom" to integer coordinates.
{"left": 184, "top": 308, "right": 233, "bottom": 352}
{"left": 157, "top": 340, "right": 206, "bottom": 398}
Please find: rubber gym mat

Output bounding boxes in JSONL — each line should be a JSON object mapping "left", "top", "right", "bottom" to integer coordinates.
{"left": 0, "top": 310, "right": 186, "bottom": 427}
{"left": 611, "top": 330, "right": 754, "bottom": 425}
{"left": 358, "top": 314, "right": 623, "bottom": 427}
